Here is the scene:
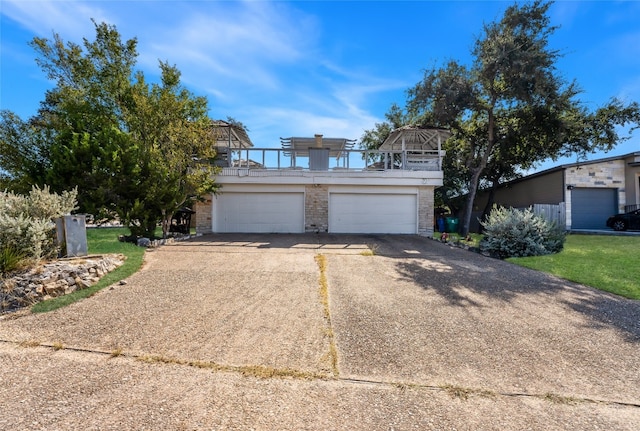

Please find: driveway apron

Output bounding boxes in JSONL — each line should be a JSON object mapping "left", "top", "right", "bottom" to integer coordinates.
{"left": 1, "top": 233, "right": 639, "bottom": 430}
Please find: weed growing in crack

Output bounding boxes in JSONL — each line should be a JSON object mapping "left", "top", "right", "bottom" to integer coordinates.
{"left": 440, "top": 384, "right": 496, "bottom": 400}
{"left": 110, "top": 348, "right": 124, "bottom": 358}
{"left": 19, "top": 340, "right": 41, "bottom": 348}
{"left": 314, "top": 254, "right": 339, "bottom": 377}
{"left": 543, "top": 393, "right": 580, "bottom": 405}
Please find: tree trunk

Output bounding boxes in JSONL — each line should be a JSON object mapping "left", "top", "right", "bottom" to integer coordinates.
{"left": 460, "top": 108, "right": 496, "bottom": 236}
{"left": 460, "top": 167, "right": 484, "bottom": 236}
{"left": 161, "top": 210, "right": 170, "bottom": 239}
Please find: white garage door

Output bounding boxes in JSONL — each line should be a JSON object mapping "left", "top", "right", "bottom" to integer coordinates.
{"left": 329, "top": 193, "right": 417, "bottom": 234}
{"left": 215, "top": 192, "right": 304, "bottom": 233}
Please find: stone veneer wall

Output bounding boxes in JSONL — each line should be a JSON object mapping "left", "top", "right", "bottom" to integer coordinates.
{"left": 195, "top": 195, "right": 213, "bottom": 234}
{"left": 305, "top": 184, "right": 328, "bottom": 232}
{"left": 418, "top": 185, "right": 435, "bottom": 236}
{"left": 196, "top": 187, "right": 437, "bottom": 236}
{"left": 565, "top": 160, "right": 626, "bottom": 222}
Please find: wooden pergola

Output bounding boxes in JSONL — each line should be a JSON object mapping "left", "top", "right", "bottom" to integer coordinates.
{"left": 379, "top": 126, "right": 451, "bottom": 170}
{"left": 211, "top": 120, "right": 254, "bottom": 149}
{"left": 280, "top": 134, "right": 356, "bottom": 169}
{"left": 280, "top": 135, "right": 356, "bottom": 157}
{"left": 379, "top": 125, "right": 451, "bottom": 152}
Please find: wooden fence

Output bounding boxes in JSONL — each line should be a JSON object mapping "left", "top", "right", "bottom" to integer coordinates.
{"left": 530, "top": 203, "right": 566, "bottom": 229}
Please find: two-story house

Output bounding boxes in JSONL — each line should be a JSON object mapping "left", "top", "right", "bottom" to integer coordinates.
{"left": 195, "top": 123, "right": 449, "bottom": 236}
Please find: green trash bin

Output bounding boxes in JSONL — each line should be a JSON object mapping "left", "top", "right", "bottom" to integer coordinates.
{"left": 445, "top": 217, "right": 459, "bottom": 233}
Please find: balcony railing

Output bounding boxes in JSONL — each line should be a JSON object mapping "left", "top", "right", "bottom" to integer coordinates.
{"left": 214, "top": 147, "right": 444, "bottom": 172}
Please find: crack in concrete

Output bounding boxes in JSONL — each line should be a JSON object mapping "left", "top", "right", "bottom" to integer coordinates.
{"left": 3, "top": 338, "right": 639, "bottom": 409}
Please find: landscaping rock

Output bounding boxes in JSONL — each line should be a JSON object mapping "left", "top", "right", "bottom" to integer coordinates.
{"left": 137, "top": 238, "right": 151, "bottom": 247}
{"left": 0, "top": 254, "right": 126, "bottom": 313}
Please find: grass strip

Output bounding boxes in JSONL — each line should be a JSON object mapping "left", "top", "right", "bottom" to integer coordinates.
{"left": 508, "top": 235, "right": 640, "bottom": 300}
{"left": 137, "top": 354, "right": 329, "bottom": 380}
{"left": 31, "top": 227, "right": 146, "bottom": 313}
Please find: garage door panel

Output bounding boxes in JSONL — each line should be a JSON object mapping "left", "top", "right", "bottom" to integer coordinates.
{"left": 215, "top": 192, "right": 304, "bottom": 233}
{"left": 571, "top": 188, "right": 616, "bottom": 229}
{"left": 329, "top": 193, "right": 417, "bottom": 234}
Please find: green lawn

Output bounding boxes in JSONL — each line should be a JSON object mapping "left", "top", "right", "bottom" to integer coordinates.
{"left": 31, "top": 227, "right": 146, "bottom": 313}
{"left": 434, "top": 232, "right": 639, "bottom": 300}
{"left": 507, "top": 234, "right": 640, "bottom": 300}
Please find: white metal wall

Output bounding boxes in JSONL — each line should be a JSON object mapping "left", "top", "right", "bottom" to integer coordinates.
{"left": 214, "top": 189, "right": 305, "bottom": 233}
{"left": 329, "top": 192, "right": 417, "bottom": 234}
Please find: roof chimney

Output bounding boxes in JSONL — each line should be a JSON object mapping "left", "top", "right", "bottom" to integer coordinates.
{"left": 314, "top": 134, "right": 323, "bottom": 148}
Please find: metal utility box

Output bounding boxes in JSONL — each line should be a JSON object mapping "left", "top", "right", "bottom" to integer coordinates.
{"left": 309, "top": 148, "right": 330, "bottom": 171}
{"left": 55, "top": 215, "right": 88, "bottom": 257}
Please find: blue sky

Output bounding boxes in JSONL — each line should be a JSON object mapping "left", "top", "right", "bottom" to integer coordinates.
{"left": 1, "top": 0, "right": 639, "bottom": 172}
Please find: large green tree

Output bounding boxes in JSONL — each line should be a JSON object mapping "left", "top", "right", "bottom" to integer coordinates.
{"left": 0, "top": 111, "right": 50, "bottom": 192}
{"left": 404, "top": 1, "right": 639, "bottom": 235}
{"left": 1, "top": 20, "right": 218, "bottom": 238}
{"left": 359, "top": 103, "right": 407, "bottom": 167}
{"left": 124, "top": 63, "right": 217, "bottom": 237}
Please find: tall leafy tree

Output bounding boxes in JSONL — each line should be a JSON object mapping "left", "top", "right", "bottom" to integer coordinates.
{"left": 359, "top": 103, "right": 407, "bottom": 165}
{"left": 124, "top": 63, "right": 217, "bottom": 237}
{"left": 0, "top": 111, "right": 50, "bottom": 192}
{"left": 28, "top": 20, "right": 140, "bottom": 222}
{"left": 406, "top": 1, "right": 639, "bottom": 235}
{"left": 3, "top": 20, "right": 219, "bottom": 237}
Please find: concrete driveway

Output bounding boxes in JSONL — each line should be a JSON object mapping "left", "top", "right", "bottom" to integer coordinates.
{"left": 1, "top": 234, "right": 639, "bottom": 430}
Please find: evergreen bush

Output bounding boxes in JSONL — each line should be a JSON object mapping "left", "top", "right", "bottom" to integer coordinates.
{"left": 480, "top": 205, "right": 566, "bottom": 259}
{"left": 0, "top": 186, "right": 77, "bottom": 271}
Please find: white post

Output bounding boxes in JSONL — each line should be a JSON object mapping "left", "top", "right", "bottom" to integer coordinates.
{"left": 401, "top": 136, "right": 406, "bottom": 168}
{"left": 437, "top": 134, "right": 442, "bottom": 170}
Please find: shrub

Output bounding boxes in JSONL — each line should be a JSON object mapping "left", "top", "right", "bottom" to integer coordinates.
{"left": 0, "top": 245, "right": 27, "bottom": 275}
{"left": 0, "top": 186, "right": 78, "bottom": 269}
{"left": 480, "top": 205, "right": 566, "bottom": 259}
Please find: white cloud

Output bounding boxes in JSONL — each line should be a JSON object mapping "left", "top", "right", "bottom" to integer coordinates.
{"left": 132, "top": 1, "right": 318, "bottom": 91}
{"left": 1, "top": 0, "right": 112, "bottom": 40}
{"left": 1, "top": 0, "right": 406, "bottom": 145}
{"left": 241, "top": 96, "right": 380, "bottom": 148}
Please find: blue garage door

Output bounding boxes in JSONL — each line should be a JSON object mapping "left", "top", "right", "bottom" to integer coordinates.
{"left": 571, "top": 188, "right": 617, "bottom": 229}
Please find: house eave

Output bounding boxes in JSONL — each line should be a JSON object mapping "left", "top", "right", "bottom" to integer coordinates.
{"left": 217, "top": 168, "right": 443, "bottom": 187}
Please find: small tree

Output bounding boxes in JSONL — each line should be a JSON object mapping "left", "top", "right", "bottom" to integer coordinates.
{"left": 10, "top": 20, "right": 221, "bottom": 238}
{"left": 125, "top": 63, "right": 218, "bottom": 238}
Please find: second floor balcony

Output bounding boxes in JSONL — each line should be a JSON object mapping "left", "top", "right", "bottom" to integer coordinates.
{"left": 214, "top": 147, "right": 445, "bottom": 173}
{"left": 209, "top": 127, "right": 450, "bottom": 182}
